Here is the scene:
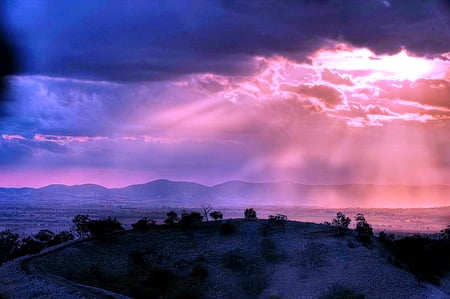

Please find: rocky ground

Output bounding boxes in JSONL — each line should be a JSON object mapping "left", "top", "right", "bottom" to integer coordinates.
{"left": 0, "top": 220, "right": 449, "bottom": 299}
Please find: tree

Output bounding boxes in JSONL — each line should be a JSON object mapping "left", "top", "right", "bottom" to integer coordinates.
{"left": 179, "top": 212, "right": 203, "bottom": 225}
{"left": 331, "top": 212, "right": 351, "bottom": 229}
{"left": 355, "top": 213, "right": 373, "bottom": 236}
{"left": 201, "top": 205, "right": 212, "bottom": 221}
{"left": 164, "top": 211, "right": 179, "bottom": 225}
{"left": 244, "top": 208, "right": 257, "bottom": 219}
{"left": 440, "top": 224, "right": 450, "bottom": 240}
{"left": 51, "top": 231, "right": 74, "bottom": 245}
{"left": 0, "top": 230, "right": 19, "bottom": 263}
{"left": 34, "top": 230, "right": 55, "bottom": 245}
{"left": 268, "top": 214, "right": 288, "bottom": 227}
{"left": 87, "top": 217, "right": 124, "bottom": 239}
{"left": 16, "top": 236, "right": 45, "bottom": 256}
{"left": 72, "top": 214, "right": 92, "bottom": 239}
{"left": 132, "top": 218, "right": 156, "bottom": 231}
{"left": 209, "top": 211, "right": 223, "bottom": 221}
{"left": 354, "top": 213, "right": 373, "bottom": 245}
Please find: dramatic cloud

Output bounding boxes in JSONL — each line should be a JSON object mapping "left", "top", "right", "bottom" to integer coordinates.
{"left": 3, "top": 0, "right": 449, "bottom": 82}
{"left": 0, "top": 1, "right": 449, "bottom": 196}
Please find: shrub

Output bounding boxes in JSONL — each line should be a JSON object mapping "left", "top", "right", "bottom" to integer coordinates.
{"left": 71, "top": 214, "right": 91, "bottom": 239}
{"left": 268, "top": 214, "right": 287, "bottom": 227}
{"left": 355, "top": 214, "right": 373, "bottom": 236}
{"left": 244, "top": 208, "right": 257, "bottom": 219}
{"left": 389, "top": 235, "right": 450, "bottom": 284}
{"left": 34, "top": 230, "right": 55, "bottom": 244}
{"left": 209, "top": 211, "right": 223, "bottom": 221}
{"left": 354, "top": 214, "right": 373, "bottom": 246}
{"left": 319, "top": 285, "right": 365, "bottom": 299}
{"left": 220, "top": 222, "right": 236, "bottom": 235}
{"left": 132, "top": 218, "right": 156, "bottom": 231}
{"left": 0, "top": 230, "right": 19, "bottom": 263}
{"left": 16, "top": 237, "right": 45, "bottom": 255}
{"left": 179, "top": 212, "right": 203, "bottom": 225}
{"left": 87, "top": 217, "right": 124, "bottom": 239}
{"left": 51, "top": 231, "right": 74, "bottom": 245}
{"left": 164, "top": 211, "right": 179, "bottom": 225}
{"left": 441, "top": 224, "right": 450, "bottom": 240}
{"left": 378, "top": 231, "right": 395, "bottom": 247}
{"left": 331, "top": 212, "right": 351, "bottom": 229}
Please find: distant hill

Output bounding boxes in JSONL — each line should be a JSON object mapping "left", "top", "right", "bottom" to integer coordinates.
{"left": 0, "top": 179, "right": 449, "bottom": 208}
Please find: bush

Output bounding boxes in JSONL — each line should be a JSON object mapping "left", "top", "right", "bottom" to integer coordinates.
{"left": 51, "top": 231, "right": 74, "bottom": 245}
{"left": 164, "top": 211, "right": 179, "bottom": 225}
{"left": 209, "top": 211, "right": 223, "bottom": 221}
{"left": 71, "top": 214, "right": 91, "bottom": 239}
{"left": 132, "top": 218, "right": 156, "bottom": 231}
{"left": 389, "top": 235, "right": 450, "bottom": 284}
{"left": 331, "top": 212, "right": 351, "bottom": 229}
{"left": 179, "top": 212, "right": 203, "bottom": 225}
{"left": 220, "top": 222, "right": 236, "bottom": 235}
{"left": 354, "top": 214, "right": 373, "bottom": 246}
{"left": 319, "top": 285, "right": 365, "bottom": 299}
{"left": 441, "top": 224, "right": 450, "bottom": 240}
{"left": 0, "top": 229, "right": 19, "bottom": 263}
{"left": 268, "top": 214, "right": 287, "bottom": 227}
{"left": 244, "top": 208, "right": 257, "bottom": 219}
{"left": 15, "top": 237, "right": 45, "bottom": 256}
{"left": 378, "top": 231, "right": 395, "bottom": 247}
{"left": 87, "top": 217, "right": 124, "bottom": 239}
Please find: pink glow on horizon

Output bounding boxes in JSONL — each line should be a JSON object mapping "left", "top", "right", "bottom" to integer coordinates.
{"left": 2, "top": 42, "right": 450, "bottom": 201}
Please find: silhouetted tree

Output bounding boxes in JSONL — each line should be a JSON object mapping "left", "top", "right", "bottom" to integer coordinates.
{"left": 164, "top": 211, "right": 179, "bottom": 225}
{"left": 34, "top": 229, "right": 55, "bottom": 245}
{"left": 179, "top": 212, "right": 203, "bottom": 225}
{"left": 87, "top": 217, "right": 124, "bottom": 239}
{"left": 355, "top": 213, "right": 373, "bottom": 245}
{"left": 244, "top": 208, "right": 257, "bottom": 219}
{"left": 51, "top": 231, "right": 74, "bottom": 245}
{"left": 378, "top": 231, "right": 395, "bottom": 247}
{"left": 441, "top": 224, "right": 450, "bottom": 240}
{"left": 355, "top": 214, "right": 373, "bottom": 235}
{"left": 72, "top": 214, "right": 92, "bottom": 239}
{"left": 0, "top": 230, "right": 19, "bottom": 263}
{"left": 16, "top": 236, "right": 45, "bottom": 255}
{"left": 209, "top": 211, "right": 223, "bottom": 221}
{"left": 268, "top": 214, "right": 287, "bottom": 227}
{"left": 201, "top": 205, "right": 212, "bottom": 221}
{"left": 132, "top": 218, "right": 156, "bottom": 231}
{"left": 331, "top": 212, "right": 351, "bottom": 229}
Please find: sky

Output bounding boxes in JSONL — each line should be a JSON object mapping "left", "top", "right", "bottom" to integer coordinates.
{"left": 0, "top": 0, "right": 449, "bottom": 188}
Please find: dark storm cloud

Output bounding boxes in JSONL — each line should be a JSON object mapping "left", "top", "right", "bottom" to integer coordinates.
{"left": 4, "top": 0, "right": 449, "bottom": 83}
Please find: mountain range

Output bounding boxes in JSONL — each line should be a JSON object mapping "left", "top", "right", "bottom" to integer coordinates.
{"left": 0, "top": 179, "right": 449, "bottom": 208}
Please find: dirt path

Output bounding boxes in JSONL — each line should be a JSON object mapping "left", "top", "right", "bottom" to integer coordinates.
{"left": 0, "top": 241, "right": 130, "bottom": 299}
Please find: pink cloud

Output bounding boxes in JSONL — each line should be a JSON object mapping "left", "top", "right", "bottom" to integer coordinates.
{"left": 1, "top": 134, "right": 26, "bottom": 140}
{"left": 33, "top": 134, "right": 107, "bottom": 145}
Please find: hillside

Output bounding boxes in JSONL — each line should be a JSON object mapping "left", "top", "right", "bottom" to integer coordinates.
{"left": 1, "top": 179, "right": 449, "bottom": 208}
{"left": 0, "top": 220, "right": 448, "bottom": 299}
